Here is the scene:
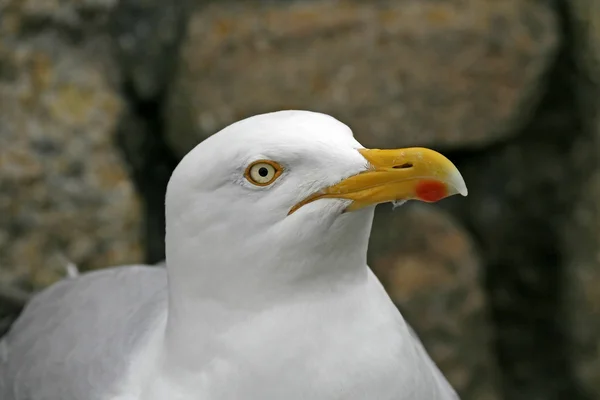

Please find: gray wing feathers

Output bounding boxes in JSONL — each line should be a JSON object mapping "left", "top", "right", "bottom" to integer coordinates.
{"left": 0, "top": 265, "right": 168, "bottom": 400}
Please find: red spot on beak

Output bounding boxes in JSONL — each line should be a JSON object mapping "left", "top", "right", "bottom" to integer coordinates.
{"left": 415, "top": 180, "right": 448, "bottom": 202}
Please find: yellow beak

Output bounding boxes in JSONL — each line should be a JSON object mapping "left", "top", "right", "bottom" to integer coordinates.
{"left": 289, "top": 148, "right": 467, "bottom": 215}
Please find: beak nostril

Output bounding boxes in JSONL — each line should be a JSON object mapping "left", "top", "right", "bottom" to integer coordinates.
{"left": 393, "top": 163, "right": 413, "bottom": 169}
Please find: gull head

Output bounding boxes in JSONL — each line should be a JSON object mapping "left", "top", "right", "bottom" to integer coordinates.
{"left": 165, "top": 110, "right": 467, "bottom": 300}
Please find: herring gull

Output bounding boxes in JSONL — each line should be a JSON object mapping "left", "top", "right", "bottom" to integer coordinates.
{"left": 0, "top": 110, "right": 468, "bottom": 400}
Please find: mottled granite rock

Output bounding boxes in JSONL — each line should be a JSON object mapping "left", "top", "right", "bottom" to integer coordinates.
{"left": 369, "top": 203, "right": 499, "bottom": 400}
{"left": 564, "top": 1, "right": 600, "bottom": 397}
{"left": 165, "top": 0, "right": 558, "bottom": 158}
{"left": 0, "top": 0, "right": 143, "bottom": 291}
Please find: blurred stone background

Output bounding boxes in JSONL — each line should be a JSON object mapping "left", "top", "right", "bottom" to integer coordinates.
{"left": 0, "top": 0, "right": 598, "bottom": 399}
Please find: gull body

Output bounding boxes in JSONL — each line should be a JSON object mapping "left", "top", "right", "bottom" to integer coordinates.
{"left": 0, "top": 110, "right": 465, "bottom": 400}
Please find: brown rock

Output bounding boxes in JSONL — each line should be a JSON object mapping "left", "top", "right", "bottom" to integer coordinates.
{"left": 0, "top": 0, "right": 143, "bottom": 291}
{"left": 369, "top": 203, "right": 499, "bottom": 400}
{"left": 165, "top": 0, "right": 558, "bottom": 158}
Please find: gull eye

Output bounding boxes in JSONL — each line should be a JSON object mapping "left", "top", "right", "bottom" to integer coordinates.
{"left": 245, "top": 160, "right": 282, "bottom": 186}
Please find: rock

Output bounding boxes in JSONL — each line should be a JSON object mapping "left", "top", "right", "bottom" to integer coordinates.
{"left": 1, "top": 0, "right": 118, "bottom": 30}
{"left": 0, "top": 0, "right": 143, "bottom": 292}
{"left": 564, "top": 1, "right": 600, "bottom": 397}
{"left": 369, "top": 203, "right": 500, "bottom": 400}
{"left": 110, "top": 0, "right": 191, "bottom": 99}
{"left": 165, "top": 0, "right": 559, "bottom": 158}
{"left": 443, "top": 27, "right": 586, "bottom": 397}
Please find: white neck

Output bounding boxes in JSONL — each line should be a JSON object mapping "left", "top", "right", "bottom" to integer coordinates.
{"left": 161, "top": 208, "right": 375, "bottom": 371}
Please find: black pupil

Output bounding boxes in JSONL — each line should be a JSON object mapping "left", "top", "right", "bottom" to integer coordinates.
{"left": 258, "top": 167, "right": 269, "bottom": 177}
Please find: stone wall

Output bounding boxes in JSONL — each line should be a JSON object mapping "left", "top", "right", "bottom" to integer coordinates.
{"left": 2, "top": 1, "right": 599, "bottom": 399}
{"left": 0, "top": 0, "right": 143, "bottom": 320}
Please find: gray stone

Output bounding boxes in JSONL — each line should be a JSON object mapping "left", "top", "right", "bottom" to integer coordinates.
{"left": 369, "top": 203, "right": 500, "bottom": 400}
{"left": 165, "top": 0, "right": 559, "bottom": 158}
{"left": 0, "top": 0, "right": 143, "bottom": 292}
